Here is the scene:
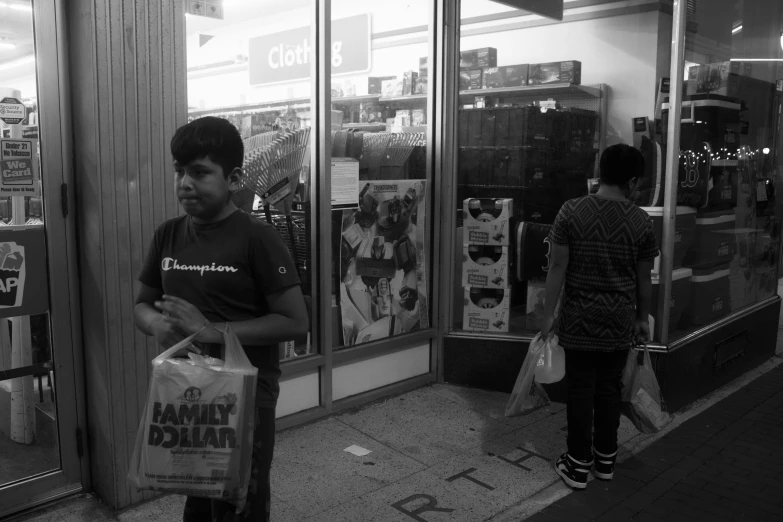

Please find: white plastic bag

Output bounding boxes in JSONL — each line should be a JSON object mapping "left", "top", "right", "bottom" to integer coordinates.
{"left": 505, "top": 333, "right": 551, "bottom": 417}
{"left": 534, "top": 334, "right": 565, "bottom": 384}
{"left": 620, "top": 345, "right": 669, "bottom": 433}
{"left": 128, "top": 325, "right": 258, "bottom": 511}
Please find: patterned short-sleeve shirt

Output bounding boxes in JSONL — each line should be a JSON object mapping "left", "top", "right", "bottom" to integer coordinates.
{"left": 548, "top": 196, "right": 659, "bottom": 351}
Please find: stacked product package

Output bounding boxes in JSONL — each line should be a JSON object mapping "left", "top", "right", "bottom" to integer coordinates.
{"left": 461, "top": 198, "right": 513, "bottom": 333}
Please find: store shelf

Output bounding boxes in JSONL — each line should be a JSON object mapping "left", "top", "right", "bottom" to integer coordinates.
{"left": 459, "top": 83, "right": 602, "bottom": 100}
{"left": 189, "top": 84, "right": 602, "bottom": 118}
{"left": 332, "top": 94, "right": 381, "bottom": 104}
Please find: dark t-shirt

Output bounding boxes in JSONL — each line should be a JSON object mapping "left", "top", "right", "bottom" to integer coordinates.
{"left": 138, "top": 210, "right": 301, "bottom": 406}
{"left": 548, "top": 196, "right": 659, "bottom": 352}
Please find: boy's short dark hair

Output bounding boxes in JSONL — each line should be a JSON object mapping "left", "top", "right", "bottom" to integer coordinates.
{"left": 170, "top": 116, "right": 244, "bottom": 176}
{"left": 599, "top": 144, "right": 645, "bottom": 187}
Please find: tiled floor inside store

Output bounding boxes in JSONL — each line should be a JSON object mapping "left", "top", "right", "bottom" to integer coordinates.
{"left": 6, "top": 283, "right": 783, "bottom": 522}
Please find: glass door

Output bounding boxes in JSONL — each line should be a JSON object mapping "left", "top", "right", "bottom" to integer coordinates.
{"left": 0, "top": 0, "right": 84, "bottom": 516}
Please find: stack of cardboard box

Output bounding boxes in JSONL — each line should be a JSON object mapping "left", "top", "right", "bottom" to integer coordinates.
{"left": 461, "top": 198, "right": 514, "bottom": 332}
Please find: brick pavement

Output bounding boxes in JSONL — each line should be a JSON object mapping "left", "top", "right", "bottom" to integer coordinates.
{"left": 526, "top": 364, "right": 783, "bottom": 522}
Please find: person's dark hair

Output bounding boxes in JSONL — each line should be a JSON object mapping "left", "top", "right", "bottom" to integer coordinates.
{"left": 170, "top": 116, "right": 244, "bottom": 176}
{"left": 599, "top": 143, "right": 645, "bottom": 187}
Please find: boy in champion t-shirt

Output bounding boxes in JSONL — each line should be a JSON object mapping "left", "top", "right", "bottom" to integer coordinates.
{"left": 134, "top": 116, "right": 308, "bottom": 521}
{"left": 540, "top": 144, "right": 659, "bottom": 491}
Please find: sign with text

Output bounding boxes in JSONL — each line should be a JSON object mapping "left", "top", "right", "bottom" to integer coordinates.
{"left": 1, "top": 139, "right": 40, "bottom": 196}
{"left": 0, "top": 228, "right": 49, "bottom": 319}
{"left": 249, "top": 14, "right": 371, "bottom": 86}
{"left": 186, "top": 0, "right": 223, "bottom": 19}
{"left": 0, "top": 97, "right": 26, "bottom": 125}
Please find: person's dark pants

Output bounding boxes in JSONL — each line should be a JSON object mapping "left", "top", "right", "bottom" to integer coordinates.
{"left": 565, "top": 348, "right": 629, "bottom": 463}
{"left": 183, "top": 403, "right": 276, "bottom": 522}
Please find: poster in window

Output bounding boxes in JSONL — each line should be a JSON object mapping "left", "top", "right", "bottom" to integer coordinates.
{"left": 339, "top": 180, "right": 429, "bottom": 346}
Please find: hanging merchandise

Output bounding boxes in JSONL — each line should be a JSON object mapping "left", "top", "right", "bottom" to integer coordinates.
{"left": 620, "top": 345, "right": 670, "bottom": 433}
{"left": 128, "top": 326, "right": 258, "bottom": 512}
{"left": 505, "top": 333, "right": 551, "bottom": 417}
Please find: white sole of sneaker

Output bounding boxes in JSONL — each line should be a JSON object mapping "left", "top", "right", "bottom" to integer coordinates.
{"left": 593, "top": 471, "right": 614, "bottom": 480}
{"left": 553, "top": 460, "right": 587, "bottom": 490}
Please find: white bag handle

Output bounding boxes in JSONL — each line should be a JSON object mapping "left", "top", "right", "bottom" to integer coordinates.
{"left": 152, "top": 329, "right": 203, "bottom": 365}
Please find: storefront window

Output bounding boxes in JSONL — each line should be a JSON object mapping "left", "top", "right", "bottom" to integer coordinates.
{"left": 452, "top": 0, "right": 672, "bottom": 336}
{"left": 329, "top": 0, "right": 432, "bottom": 349}
{"left": 661, "top": 0, "right": 783, "bottom": 342}
{"left": 185, "top": 1, "right": 316, "bottom": 360}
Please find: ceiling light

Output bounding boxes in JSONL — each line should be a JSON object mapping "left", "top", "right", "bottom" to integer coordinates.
{"left": 763, "top": 148, "right": 770, "bottom": 155}
{"left": 732, "top": 25, "right": 742, "bottom": 35}
{"left": 780, "top": 32, "right": 783, "bottom": 51}
{"left": 0, "top": 55, "right": 35, "bottom": 71}
{"left": 0, "top": 42, "right": 16, "bottom": 50}
{"left": 730, "top": 58, "right": 783, "bottom": 62}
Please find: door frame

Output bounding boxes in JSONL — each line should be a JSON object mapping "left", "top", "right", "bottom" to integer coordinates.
{"left": 0, "top": 0, "right": 88, "bottom": 517}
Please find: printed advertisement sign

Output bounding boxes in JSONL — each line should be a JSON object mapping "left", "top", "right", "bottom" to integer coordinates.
{"left": 0, "top": 97, "right": 26, "bottom": 125}
{"left": 1, "top": 138, "right": 40, "bottom": 196}
{"left": 0, "top": 228, "right": 49, "bottom": 319}
{"left": 339, "top": 180, "right": 429, "bottom": 346}
{"left": 249, "top": 14, "right": 371, "bottom": 86}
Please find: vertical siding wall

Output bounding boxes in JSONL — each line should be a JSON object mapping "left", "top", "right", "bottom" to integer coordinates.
{"left": 68, "top": 0, "right": 186, "bottom": 509}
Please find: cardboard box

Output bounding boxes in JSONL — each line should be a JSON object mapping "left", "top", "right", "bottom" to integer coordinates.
{"left": 419, "top": 57, "right": 428, "bottom": 78}
{"left": 528, "top": 60, "right": 582, "bottom": 85}
{"left": 463, "top": 287, "right": 510, "bottom": 332}
{"left": 402, "top": 71, "right": 418, "bottom": 96}
{"left": 462, "top": 244, "right": 510, "bottom": 289}
{"left": 482, "top": 64, "right": 529, "bottom": 89}
{"left": 460, "top": 47, "right": 498, "bottom": 69}
{"left": 368, "top": 76, "right": 396, "bottom": 95}
{"left": 414, "top": 76, "right": 428, "bottom": 95}
{"left": 462, "top": 197, "right": 513, "bottom": 245}
{"left": 687, "top": 61, "right": 752, "bottom": 98}
{"left": 459, "top": 68, "right": 484, "bottom": 91}
{"left": 382, "top": 78, "right": 401, "bottom": 97}
{"left": 411, "top": 109, "right": 426, "bottom": 126}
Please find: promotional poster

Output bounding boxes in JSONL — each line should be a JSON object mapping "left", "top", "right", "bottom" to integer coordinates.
{"left": 339, "top": 180, "right": 429, "bottom": 345}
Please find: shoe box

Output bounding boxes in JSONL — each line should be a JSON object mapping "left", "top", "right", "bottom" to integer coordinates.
{"left": 650, "top": 268, "right": 692, "bottom": 339}
{"left": 641, "top": 206, "right": 696, "bottom": 269}
{"left": 687, "top": 265, "right": 731, "bottom": 326}
{"left": 683, "top": 209, "right": 737, "bottom": 269}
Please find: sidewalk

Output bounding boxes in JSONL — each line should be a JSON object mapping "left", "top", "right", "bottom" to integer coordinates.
{"left": 8, "top": 340, "right": 783, "bottom": 522}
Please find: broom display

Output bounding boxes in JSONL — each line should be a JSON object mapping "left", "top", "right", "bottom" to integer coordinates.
{"left": 243, "top": 128, "right": 311, "bottom": 277}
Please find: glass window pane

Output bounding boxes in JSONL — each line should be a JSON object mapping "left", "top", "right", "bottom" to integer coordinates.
{"left": 330, "top": 0, "right": 432, "bottom": 349}
{"left": 452, "top": 0, "right": 671, "bottom": 336}
{"left": 666, "top": 0, "right": 782, "bottom": 342}
{"left": 185, "top": 1, "right": 316, "bottom": 361}
{"left": 1, "top": 0, "right": 59, "bottom": 486}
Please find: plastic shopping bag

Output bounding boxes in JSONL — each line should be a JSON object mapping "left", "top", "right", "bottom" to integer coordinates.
{"left": 534, "top": 334, "right": 565, "bottom": 384}
{"left": 505, "top": 333, "right": 551, "bottom": 417}
{"left": 620, "top": 345, "right": 670, "bottom": 433}
{"left": 128, "top": 325, "right": 258, "bottom": 511}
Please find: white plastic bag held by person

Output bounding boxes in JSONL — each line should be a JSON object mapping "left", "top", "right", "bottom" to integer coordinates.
{"left": 128, "top": 325, "right": 258, "bottom": 512}
{"left": 534, "top": 334, "right": 565, "bottom": 384}
{"left": 505, "top": 333, "right": 551, "bottom": 417}
{"left": 620, "top": 345, "right": 669, "bottom": 433}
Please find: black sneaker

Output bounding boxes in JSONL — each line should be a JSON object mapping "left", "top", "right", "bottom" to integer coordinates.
{"left": 593, "top": 448, "right": 617, "bottom": 480}
{"left": 554, "top": 452, "right": 592, "bottom": 489}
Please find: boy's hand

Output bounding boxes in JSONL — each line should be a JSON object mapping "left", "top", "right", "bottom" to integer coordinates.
{"left": 634, "top": 319, "right": 651, "bottom": 345}
{"left": 540, "top": 314, "right": 556, "bottom": 339}
{"left": 155, "top": 295, "right": 208, "bottom": 336}
{"left": 149, "top": 315, "right": 187, "bottom": 349}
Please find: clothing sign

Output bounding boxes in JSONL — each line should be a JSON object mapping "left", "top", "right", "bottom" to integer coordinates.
{"left": 249, "top": 14, "right": 371, "bottom": 86}
{"left": 1, "top": 138, "right": 40, "bottom": 196}
{"left": 0, "top": 228, "right": 49, "bottom": 319}
{"left": 0, "top": 97, "right": 26, "bottom": 125}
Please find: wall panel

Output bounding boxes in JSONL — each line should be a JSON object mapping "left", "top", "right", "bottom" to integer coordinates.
{"left": 68, "top": 0, "right": 186, "bottom": 509}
